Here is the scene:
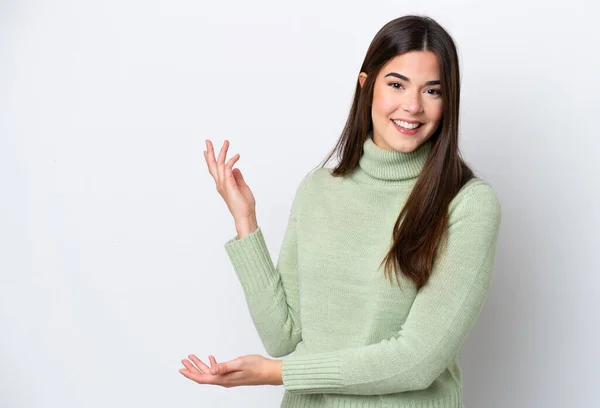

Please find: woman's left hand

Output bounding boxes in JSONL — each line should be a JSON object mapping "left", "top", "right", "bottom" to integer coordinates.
{"left": 179, "top": 353, "right": 283, "bottom": 388}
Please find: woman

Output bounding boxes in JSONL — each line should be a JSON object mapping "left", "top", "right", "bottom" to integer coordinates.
{"left": 180, "top": 14, "right": 501, "bottom": 407}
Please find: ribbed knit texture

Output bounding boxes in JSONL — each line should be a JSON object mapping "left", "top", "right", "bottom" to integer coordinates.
{"left": 224, "top": 133, "right": 501, "bottom": 407}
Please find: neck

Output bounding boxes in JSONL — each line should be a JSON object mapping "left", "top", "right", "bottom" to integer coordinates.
{"left": 349, "top": 132, "right": 432, "bottom": 188}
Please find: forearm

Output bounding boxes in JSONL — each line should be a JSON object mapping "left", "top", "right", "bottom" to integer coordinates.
{"left": 224, "top": 178, "right": 307, "bottom": 358}
{"left": 224, "top": 226, "right": 302, "bottom": 357}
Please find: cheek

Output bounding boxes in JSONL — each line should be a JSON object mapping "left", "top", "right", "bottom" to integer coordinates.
{"left": 426, "top": 102, "right": 443, "bottom": 122}
{"left": 371, "top": 92, "right": 396, "bottom": 118}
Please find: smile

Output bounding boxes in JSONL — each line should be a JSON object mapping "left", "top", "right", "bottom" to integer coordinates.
{"left": 391, "top": 119, "right": 423, "bottom": 135}
{"left": 391, "top": 119, "right": 422, "bottom": 129}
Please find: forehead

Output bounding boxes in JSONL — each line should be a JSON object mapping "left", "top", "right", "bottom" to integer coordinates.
{"left": 378, "top": 51, "right": 440, "bottom": 80}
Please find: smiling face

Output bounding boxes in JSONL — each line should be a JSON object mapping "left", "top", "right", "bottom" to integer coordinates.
{"left": 359, "top": 51, "right": 443, "bottom": 153}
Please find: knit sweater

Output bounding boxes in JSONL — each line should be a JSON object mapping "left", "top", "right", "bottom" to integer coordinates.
{"left": 223, "top": 134, "right": 502, "bottom": 408}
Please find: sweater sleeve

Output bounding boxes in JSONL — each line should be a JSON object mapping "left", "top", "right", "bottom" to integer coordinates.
{"left": 223, "top": 178, "right": 307, "bottom": 358}
{"left": 281, "top": 183, "right": 502, "bottom": 395}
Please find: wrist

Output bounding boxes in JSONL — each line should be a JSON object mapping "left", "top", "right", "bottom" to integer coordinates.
{"left": 268, "top": 359, "right": 283, "bottom": 386}
{"left": 235, "top": 216, "right": 258, "bottom": 239}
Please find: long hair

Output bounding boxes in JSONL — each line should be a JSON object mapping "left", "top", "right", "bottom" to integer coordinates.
{"left": 313, "top": 15, "right": 476, "bottom": 291}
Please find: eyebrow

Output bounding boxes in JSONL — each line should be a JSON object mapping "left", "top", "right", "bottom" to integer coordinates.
{"left": 384, "top": 72, "right": 441, "bottom": 86}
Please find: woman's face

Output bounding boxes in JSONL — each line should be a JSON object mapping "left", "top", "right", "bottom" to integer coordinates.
{"left": 359, "top": 51, "right": 443, "bottom": 153}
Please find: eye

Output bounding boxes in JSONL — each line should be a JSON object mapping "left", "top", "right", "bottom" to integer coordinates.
{"left": 388, "top": 82, "right": 404, "bottom": 89}
{"left": 427, "top": 89, "right": 442, "bottom": 97}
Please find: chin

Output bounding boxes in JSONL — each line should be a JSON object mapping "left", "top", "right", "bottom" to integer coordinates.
{"left": 387, "top": 137, "right": 423, "bottom": 153}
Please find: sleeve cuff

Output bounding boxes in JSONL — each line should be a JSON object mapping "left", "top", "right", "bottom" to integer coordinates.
{"left": 223, "top": 226, "right": 280, "bottom": 296}
{"left": 282, "top": 352, "right": 344, "bottom": 394}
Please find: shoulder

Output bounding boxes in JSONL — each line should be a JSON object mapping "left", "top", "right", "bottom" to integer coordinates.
{"left": 297, "top": 166, "right": 336, "bottom": 193}
{"left": 448, "top": 178, "right": 502, "bottom": 228}
{"left": 289, "top": 167, "right": 332, "bottom": 206}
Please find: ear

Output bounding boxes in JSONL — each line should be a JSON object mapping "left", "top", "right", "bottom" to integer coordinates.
{"left": 358, "top": 72, "right": 367, "bottom": 88}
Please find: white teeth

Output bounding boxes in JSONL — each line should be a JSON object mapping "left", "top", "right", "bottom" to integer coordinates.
{"left": 392, "top": 119, "right": 421, "bottom": 129}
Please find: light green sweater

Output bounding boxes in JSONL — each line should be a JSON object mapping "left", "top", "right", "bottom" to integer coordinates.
{"left": 224, "top": 134, "right": 502, "bottom": 407}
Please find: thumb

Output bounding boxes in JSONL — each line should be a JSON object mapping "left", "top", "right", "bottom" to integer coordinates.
{"left": 211, "top": 359, "right": 240, "bottom": 375}
{"left": 232, "top": 168, "right": 247, "bottom": 189}
{"left": 211, "top": 362, "right": 226, "bottom": 375}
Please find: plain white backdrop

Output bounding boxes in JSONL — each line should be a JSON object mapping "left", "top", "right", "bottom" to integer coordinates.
{"left": 1, "top": 0, "right": 599, "bottom": 407}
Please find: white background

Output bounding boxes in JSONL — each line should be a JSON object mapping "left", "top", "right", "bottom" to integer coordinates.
{"left": 1, "top": 1, "right": 599, "bottom": 407}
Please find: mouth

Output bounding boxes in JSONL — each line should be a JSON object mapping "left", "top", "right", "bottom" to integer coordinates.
{"left": 391, "top": 119, "right": 423, "bottom": 130}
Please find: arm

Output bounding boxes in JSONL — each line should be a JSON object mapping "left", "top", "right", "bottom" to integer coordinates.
{"left": 281, "top": 183, "right": 502, "bottom": 395}
{"left": 223, "top": 177, "right": 308, "bottom": 358}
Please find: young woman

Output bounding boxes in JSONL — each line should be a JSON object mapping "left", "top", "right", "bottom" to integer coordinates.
{"left": 180, "top": 14, "right": 501, "bottom": 408}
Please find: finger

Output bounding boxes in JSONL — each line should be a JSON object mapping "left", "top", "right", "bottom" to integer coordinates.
{"left": 211, "top": 358, "right": 242, "bottom": 375}
{"left": 232, "top": 168, "right": 247, "bottom": 189}
{"left": 188, "top": 354, "right": 210, "bottom": 373}
{"left": 224, "top": 154, "right": 241, "bottom": 187}
{"left": 216, "top": 139, "right": 229, "bottom": 166}
{"left": 179, "top": 367, "right": 207, "bottom": 384}
{"left": 225, "top": 153, "right": 240, "bottom": 171}
{"left": 181, "top": 359, "right": 202, "bottom": 374}
{"left": 205, "top": 140, "right": 218, "bottom": 182}
{"left": 209, "top": 355, "right": 218, "bottom": 369}
{"left": 216, "top": 140, "right": 230, "bottom": 185}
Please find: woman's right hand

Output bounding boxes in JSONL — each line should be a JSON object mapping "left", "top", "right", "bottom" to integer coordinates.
{"left": 204, "top": 139, "right": 257, "bottom": 226}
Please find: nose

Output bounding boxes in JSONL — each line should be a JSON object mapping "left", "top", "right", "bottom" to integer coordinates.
{"left": 400, "top": 90, "right": 423, "bottom": 114}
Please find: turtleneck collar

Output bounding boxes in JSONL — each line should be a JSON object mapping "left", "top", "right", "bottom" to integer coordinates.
{"left": 349, "top": 131, "right": 432, "bottom": 188}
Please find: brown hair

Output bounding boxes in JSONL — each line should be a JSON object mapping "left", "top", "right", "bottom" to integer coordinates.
{"left": 313, "top": 15, "right": 476, "bottom": 291}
